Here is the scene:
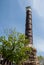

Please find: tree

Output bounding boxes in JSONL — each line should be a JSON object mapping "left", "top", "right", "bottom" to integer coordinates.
{"left": 38, "top": 56, "right": 44, "bottom": 65}
{"left": 0, "top": 29, "right": 31, "bottom": 65}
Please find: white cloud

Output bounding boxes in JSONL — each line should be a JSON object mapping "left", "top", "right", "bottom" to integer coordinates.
{"left": 33, "top": 35, "right": 44, "bottom": 52}
{"left": 32, "top": 0, "right": 44, "bottom": 17}
{"left": 32, "top": 0, "right": 44, "bottom": 54}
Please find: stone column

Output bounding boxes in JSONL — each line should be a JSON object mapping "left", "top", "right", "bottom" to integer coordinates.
{"left": 23, "top": 6, "right": 40, "bottom": 65}
{"left": 25, "top": 6, "right": 33, "bottom": 47}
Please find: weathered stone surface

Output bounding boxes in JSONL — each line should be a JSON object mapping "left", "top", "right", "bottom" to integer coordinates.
{"left": 24, "top": 6, "right": 40, "bottom": 65}
{"left": 23, "top": 47, "right": 40, "bottom": 65}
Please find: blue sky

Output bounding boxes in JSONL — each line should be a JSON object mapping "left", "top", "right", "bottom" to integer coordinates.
{"left": 0, "top": 0, "right": 44, "bottom": 56}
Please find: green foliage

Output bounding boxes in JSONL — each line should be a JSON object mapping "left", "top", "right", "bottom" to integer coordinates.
{"left": 38, "top": 55, "right": 44, "bottom": 60}
{"left": 38, "top": 56, "right": 44, "bottom": 65}
{"left": 0, "top": 29, "right": 31, "bottom": 65}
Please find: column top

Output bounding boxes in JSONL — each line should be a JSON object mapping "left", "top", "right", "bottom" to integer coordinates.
{"left": 26, "top": 6, "right": 32, "bottom": 11}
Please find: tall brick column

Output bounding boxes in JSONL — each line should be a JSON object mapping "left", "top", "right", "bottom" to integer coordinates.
{"left": 23, "top": 6, "right": 40, "bottom": 65}
{"left": 25, "top": 6, "right": 33, "bottom": 46}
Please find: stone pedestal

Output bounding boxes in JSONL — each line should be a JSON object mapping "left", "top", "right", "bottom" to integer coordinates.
{"left": 23, "top": 47, "right": 40, "bottom": 65}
